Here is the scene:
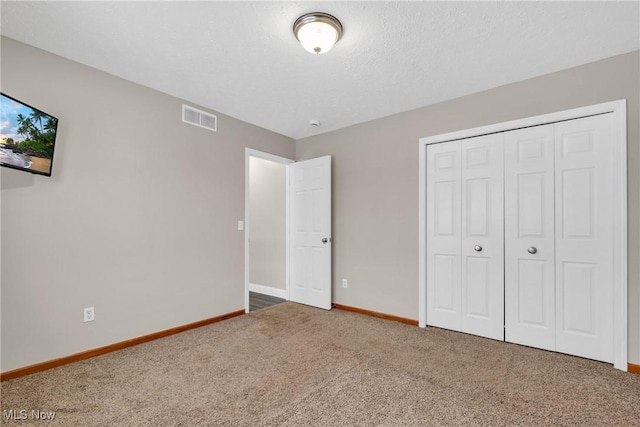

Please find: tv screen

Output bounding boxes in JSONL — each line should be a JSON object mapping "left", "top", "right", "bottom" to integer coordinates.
{"left": 1, "top": 93, "right": 59, "bottom": 176}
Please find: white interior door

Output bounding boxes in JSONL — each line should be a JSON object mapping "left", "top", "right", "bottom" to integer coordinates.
{"left": 554, "top": 114, "right": 614, "bottom": 363}
{"left": 460, "top": 135, "right": 504, "bottom": 340}
{"left": 426, "top": 142, "right": 462, "bottom": 331}
{"left": 504, "top": 125, "right": 556, "bottom": 351}
{"left": 289, "top": 156, "right": 332, "bottom": 310}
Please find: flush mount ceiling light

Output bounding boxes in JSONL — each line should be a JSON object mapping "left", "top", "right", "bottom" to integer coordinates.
{"left": 293, "top": 12, "right": 343, "bottom": 55}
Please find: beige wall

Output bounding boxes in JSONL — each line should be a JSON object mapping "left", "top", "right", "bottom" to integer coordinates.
{"left": 0, "top": 37, "right": 295, "bottom": 372}
{"left": 296, "top": 51, "right": 640, "bottom": 364}
{"left": 249, "top": 157, "right": 286, "bottom": 290}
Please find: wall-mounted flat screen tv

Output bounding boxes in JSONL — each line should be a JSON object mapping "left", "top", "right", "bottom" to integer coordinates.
{"left": 1, "top": 93, "right": 59, "bottom": 176}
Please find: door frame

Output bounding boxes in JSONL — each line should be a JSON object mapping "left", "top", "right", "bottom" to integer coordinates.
{"left": 244, "top": 148, "right": 294, "bottom": 313}
{"left": 418, "top": 99, "right": 628, "bottom": 371}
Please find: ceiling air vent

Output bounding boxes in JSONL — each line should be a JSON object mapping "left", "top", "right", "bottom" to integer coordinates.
{"left": 182, "top": 104, "right": 217, "bottom": 132}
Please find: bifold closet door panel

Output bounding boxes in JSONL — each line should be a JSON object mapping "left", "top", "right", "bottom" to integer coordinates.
{"left": 426, "top": 142, "right": 462, "bottom": 332}
{"left": 554, "top": 114, "right": 614, "bottom": 363}
{"left": 460, "top": 134, "right": 504, "bottom": 341}
{"left": 504, "top": 125, "right": 556, "bottom": 351}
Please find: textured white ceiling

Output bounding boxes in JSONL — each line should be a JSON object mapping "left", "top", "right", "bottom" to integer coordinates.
{"left": 1, "top": 1, "right": 638, "bottom": 139}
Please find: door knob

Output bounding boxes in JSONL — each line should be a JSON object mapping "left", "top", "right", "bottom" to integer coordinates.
{"left": 322, "top": 238, "right": 330, "bottom": 244}
{"left": 474, "top": 245, "right": 482, "bottom": 252}
{"left": 528, "top": 247, "right": 537, "bottom": 254}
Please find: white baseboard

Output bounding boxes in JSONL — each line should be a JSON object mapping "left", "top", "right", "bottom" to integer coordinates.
{"left": 249, "top": 283, "right": 287, "bottom": 299}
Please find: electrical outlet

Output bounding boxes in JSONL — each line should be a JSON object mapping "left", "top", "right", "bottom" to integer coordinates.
{"left": 83, "top": 307, "right": 95, "bottom": 323}
{"left": 342, "top": 279, "right": 348, "bottom": 289}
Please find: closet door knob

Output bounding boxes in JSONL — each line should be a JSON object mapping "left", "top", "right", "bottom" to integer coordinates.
{"left": 474, "top": 245, "right": 482, "bottom": 252}
{"left": 528, "top": 247, "right": 537, "bottom": 254}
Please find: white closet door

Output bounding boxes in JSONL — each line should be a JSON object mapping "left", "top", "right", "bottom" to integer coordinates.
{"left": 460, "top": 134, "right": 504, "bottom": 340}
{"left": 504, "top": 125, "right": 556, "bottom": 351}
{"left": 426, "top": 142, "right": 462, "bottom": 331}
{"left": 554, "top": 114, "right": 614, "bottom": 363}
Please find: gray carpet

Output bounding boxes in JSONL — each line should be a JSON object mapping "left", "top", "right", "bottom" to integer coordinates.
{"left": 2, "top": 302, "right": 639, "bottom": 426}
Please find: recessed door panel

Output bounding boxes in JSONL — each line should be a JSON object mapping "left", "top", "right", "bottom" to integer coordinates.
{"left": 294, "top": 191, "right": 309, "bottom": 232}
{"left": 505, "top": 125, "right": 555, "bottom": 351}
{"left": 561, "top": 262, "right": 596, "bottom": 335}
{"left": 517, "top": 259, "right": 547, "bottom": 326}
{"left": 518, "top": 137, "right": 545, "bottom": 161}
{"left": 312, "top": 187, "right": 325, "bottom": 232}
{"left": 465, "top": 256, "right": 490, "bottom": 318}
{"left": 561, "top": 168, "right": 595, "bottom": 239}
{"left": 435, "top": 151, "right": 456, "bottom": 171}
{"left": 466, "top": 179, "right": 490, "bottom": 237}
{"left": 561, "top": 132, "right": 593, "bottom": 157}
{"left": 311, "top": 247, "right": 325, "bottom": 292}
{"left": 517, "top": 173, "right": 546, "bottom": 238}
{"left": 467, "top": 147, "right": 489, "bottom": 167}
{"left": 434, "top": 254, "right": 456, "bottom": 312}
{"left": 293, "top": 246, "right": 308, "bottom": 290}
{"left": 435, "top": 181, "right": 457, "bottom": 236}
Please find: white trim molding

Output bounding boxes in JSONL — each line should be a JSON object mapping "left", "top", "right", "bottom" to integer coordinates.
{"left": 249, "top": 283, "right": 287, "bottom": 299}
{"left": 418, "top": 100, "right": 628, "bottom": 371}
{"left": 244, "top": 148, "right": 294, "bottom": 314}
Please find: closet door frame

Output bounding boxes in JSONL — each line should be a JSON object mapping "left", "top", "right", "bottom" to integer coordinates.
{"left": 418, "top": 100, "right": 628, "bottom": 371}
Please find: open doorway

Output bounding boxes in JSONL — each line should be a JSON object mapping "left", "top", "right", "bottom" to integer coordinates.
{"left": 244, "top": 149, "right": 294, "bottom": 312}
